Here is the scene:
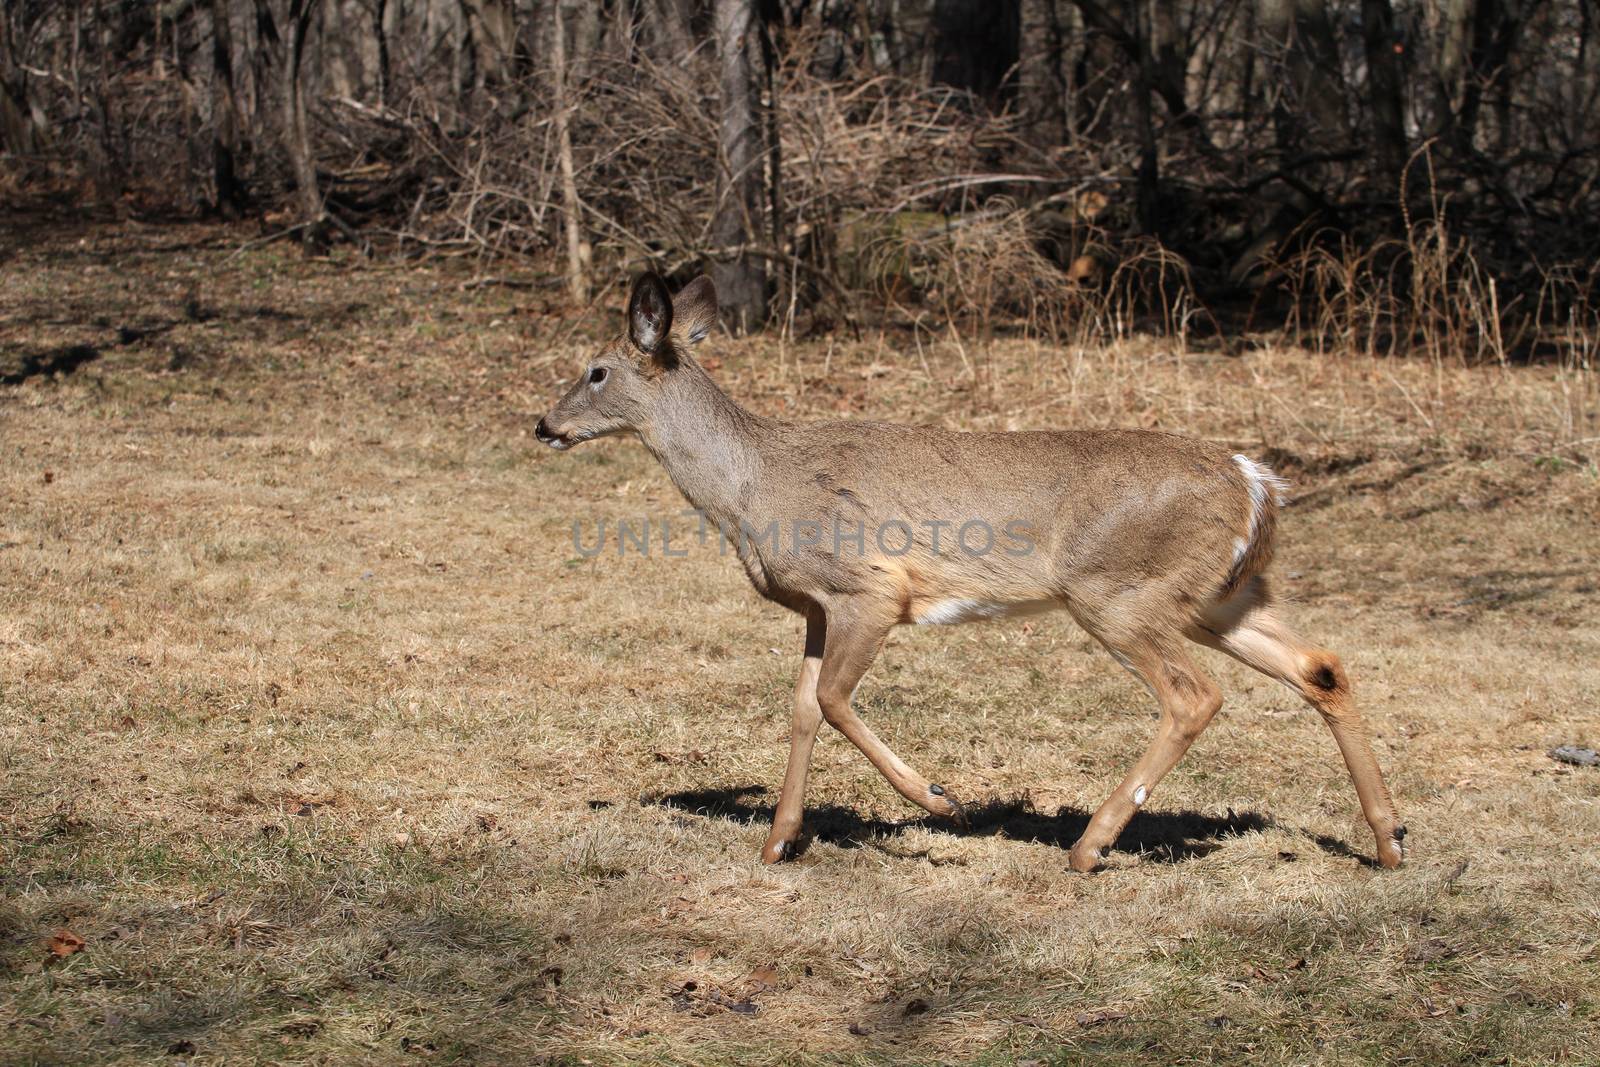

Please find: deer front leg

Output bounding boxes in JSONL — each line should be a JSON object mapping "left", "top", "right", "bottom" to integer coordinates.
{"left": 1069, "top": 637, "right": 1223, "bottom": 873}
{"left": 761, "top": 609, "right": 825, "bottom": 863}
{"left": 814, "top": 600, "right": 966, "bottom": 824}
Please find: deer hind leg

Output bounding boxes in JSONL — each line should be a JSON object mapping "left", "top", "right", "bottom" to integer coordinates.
{"left": 812, "top": 598, "right": 965, "bottom": 824}
{"left": 1069, "top": 634, "right": 1224, "bottom": 873}
{"left": 761, "top": 608, "right": 825, "bottom": 864}
{"left": 1192, "top": 578, "right": 1405, "bottom": 869}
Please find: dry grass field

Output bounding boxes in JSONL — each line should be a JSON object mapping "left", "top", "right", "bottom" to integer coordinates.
{"left": 2, "top": 221, "right": 1598, "bottom": 1066}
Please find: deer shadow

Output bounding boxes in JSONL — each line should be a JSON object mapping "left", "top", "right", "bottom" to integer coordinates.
{"left": 644, "top": 784, "right": 1283, "bottom": 865}
{"left": 1, "top": 343, "right": 101, "bottom": 385}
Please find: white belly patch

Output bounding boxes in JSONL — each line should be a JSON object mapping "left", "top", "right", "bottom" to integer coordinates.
{"left": 914, "top": 597, "right": 1061, "bottom": 625}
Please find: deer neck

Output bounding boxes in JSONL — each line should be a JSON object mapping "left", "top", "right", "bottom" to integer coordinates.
{"left": 638, "top": 362, "right": 768, "bottom": 529}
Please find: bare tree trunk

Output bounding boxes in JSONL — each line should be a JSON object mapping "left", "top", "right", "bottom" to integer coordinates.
{"left": 552, "top": 0, "right": 587, "bottom": 304}
{"left": 930, "top": 0, "right": 1019, "bottom": 102}
{"left": 1018, "top": 0, "right": 1067, "bottom": 148}
{"left": 758, "top": 13, "right": 782, "bottom": 262}
{"left": 319, "top": 0, "right": 350, "bottom": 97}
{"left": 175, "top": 4, "right": 205, "bottom": 209}
{"left": 1131, "top": 0, "right": 1160, "bottom": 236}
{"left": 646, "top": 0, "right": 694, "bottom": 64}
{"left": 1360, "top": 0, "right": 1406, "bottom": 193}
{"left": 1432, "top": 0, "right": 1522, "bottom": 151}
{"left": 153, "top": 1, "right": 167, "bottom": 81}
{"left": 462, "top": 0, "right": 514, "bottom": 93}
{"left": 457, "top": 3, "right": 477, "bottom": 111}
{"left": 612, "top": 0, "right": 639, "bottom": 66}
{"left": 93, "top": 0, "right": 121, "bottom": 201}
{"left": 1461, "top": 0, "right": 1521, "bottom": 152}
{"left": 712, "top": 0, "right": 767, "bottom": 334}
{"left": 1069, "top": 4, "right": 1122, "bottom": 142}
{"left": 1151, "top": 0, "right": 1185, "bottom": 124}
{"left": 252, "top": 0, "right": 280, "bottom": 145}
{"left": 0, "top": 7, "right": 41, "bottom": 155}
{"left": 1435, "top": 0, "right": 1473, "bottom": 139}
{"left": 1257, "top": 0, "right": 1350, "bottom": 155}
{"left": 1067, "top": 0, "right": 1204, "bottom": 142}
{"left": 283, "top": 0, "right": 326, "bottom": 251}
{"left": 570, "top": 0, "right": 601, "bottom": 82}
{"left": 371, "top": 0, "right": 390, "bottom": 106}
{"left": 210, "top": 0, "right": 246, "bottom": 217}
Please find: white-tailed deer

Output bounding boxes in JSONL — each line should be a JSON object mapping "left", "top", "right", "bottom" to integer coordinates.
{"left": 536, "top": 274, "right": 1406, "bottom": 872}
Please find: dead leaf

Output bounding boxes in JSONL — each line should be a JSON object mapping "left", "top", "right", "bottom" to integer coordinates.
{"left": 1075, "top": 1008, "right": 1129, "bottom": 1027}
{"left": 47, "top": 929, "right": 86, "bottom": 957}
{"left": 746, "top": 963, "right": 779, "bottom": 991}
{"left": 285, "top": 793, "right": 332, "bottom": 816}
{"left": 690, "top": 947, "right": 714, "bottom": 966}
{"left": 848, "top": 1022, "right": 871, "bottom": 1036}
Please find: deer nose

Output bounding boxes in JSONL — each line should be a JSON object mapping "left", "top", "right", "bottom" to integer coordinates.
{"left": 535, "top": 418, "right": 553, "bottom": 441}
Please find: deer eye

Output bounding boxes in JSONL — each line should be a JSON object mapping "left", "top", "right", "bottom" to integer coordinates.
{"left": 588, "top": 366, "right": 608, "bottom": 385}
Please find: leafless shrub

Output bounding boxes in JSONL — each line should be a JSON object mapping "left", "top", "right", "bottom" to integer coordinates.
{"left": 5, "top": 1, "right": 1597, "bottom": 360}
{"left": 368, "top": 27, "right": 1039, "bottom": 322}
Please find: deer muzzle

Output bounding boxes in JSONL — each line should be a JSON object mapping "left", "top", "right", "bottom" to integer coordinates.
{"left": 535, "top": 417, "right": 573, "bottom": 450}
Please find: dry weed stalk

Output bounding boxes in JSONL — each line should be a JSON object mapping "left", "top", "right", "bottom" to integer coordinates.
{"left": 1263, "top": 146, "right": 1600, "bottom": 386}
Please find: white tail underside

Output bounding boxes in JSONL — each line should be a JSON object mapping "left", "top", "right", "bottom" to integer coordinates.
{"left": 1230, "top": 453, "right": 1289, "bottom": 567}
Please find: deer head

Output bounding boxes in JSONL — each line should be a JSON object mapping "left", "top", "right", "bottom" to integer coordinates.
{"left": 535, "top": 273, "right": 719, "bottom": 450}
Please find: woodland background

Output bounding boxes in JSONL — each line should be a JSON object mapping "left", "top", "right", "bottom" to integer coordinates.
{"left": 3, "top": 0, "right": 1598, "bottom": 353}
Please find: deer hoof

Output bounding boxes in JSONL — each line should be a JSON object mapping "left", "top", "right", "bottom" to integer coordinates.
{"left": 946, "top": 798, "right": 970, "bottom": 830}
{"left": 1376, "top": 825, "right": 1407, "bottom": 869}
{"left": 1067, "top": 844, "right": 1103, "bottom": 874}
{"left": 760, "top": 836, "right": 793, "bottom": 864}
{"left": 929, "top": 785, "right": 967, "bottom": 828}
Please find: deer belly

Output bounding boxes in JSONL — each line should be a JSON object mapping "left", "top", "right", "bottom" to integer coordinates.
{"left": 913, "top": 597, "right": 1060, "bottom": 625}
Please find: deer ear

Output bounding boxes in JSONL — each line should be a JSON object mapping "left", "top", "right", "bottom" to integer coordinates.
{"left": 628, "top": 273, "right": 674, "bottom": 359}
{"left": 671, "top": 275, "right": 719, "bottom": 346}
